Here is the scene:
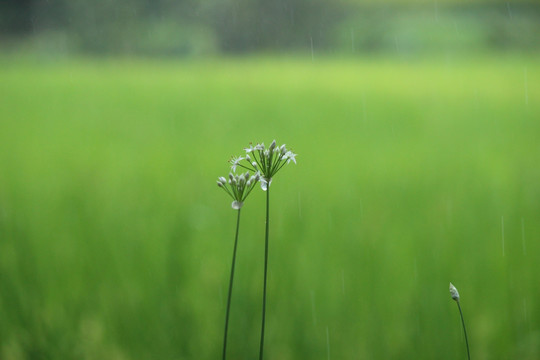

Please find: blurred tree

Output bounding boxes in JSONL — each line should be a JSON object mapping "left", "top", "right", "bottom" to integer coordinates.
{"left": 0, "top": 0, "right": 34, "bottom": 34}
{"left": 1, "top": 0, "right": 539, "bottom": 55}
{"left": 200, "top": 0, "right": 343, "bottom": 52}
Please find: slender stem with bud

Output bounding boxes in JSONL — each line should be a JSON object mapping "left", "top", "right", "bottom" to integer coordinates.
{"left": 450, "top": 282, "right": 470, "bottom": 360}
{"left": 222, "top": 209, "right": 242, "bottom": 360}
{"left": 457, "top": 301, "right": 471, "bottom": 360}
{"left": 259, "top": 188, "right": 270, "bottom": 360}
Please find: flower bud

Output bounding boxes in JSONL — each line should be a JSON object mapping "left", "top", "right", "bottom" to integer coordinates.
{"left": 449, "top": 282, "right": 460, "bottom": 302}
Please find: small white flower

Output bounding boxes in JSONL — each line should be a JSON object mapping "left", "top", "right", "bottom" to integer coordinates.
{"left": 255, "top": 143, "right": 264, "bottom": 151}
{"left": 284, "top": 151, "right": 297, "bottom": 164}
{"left": 449, "top": 282, "right": 460, "bottom": 302}
{"left": 230, "top": 156, "right": 244, "bottom": 172}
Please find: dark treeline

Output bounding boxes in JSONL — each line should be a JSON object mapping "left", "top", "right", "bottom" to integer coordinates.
{"left": 1, "top": 0, "right": 539, "bottom": 56}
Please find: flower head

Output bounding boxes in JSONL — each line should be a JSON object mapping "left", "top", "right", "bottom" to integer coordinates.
{"left": 449, "top": 282, "right": 460, "bottom": 302}
{"left": 217, "top": 171, "right": 260, "bottom": 209}
{"left": 231, "top": 140, "right": 297, "bottom": 191}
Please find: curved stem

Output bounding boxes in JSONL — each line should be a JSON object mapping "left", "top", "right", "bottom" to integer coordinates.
{"left": 259, "top": 188, "right": 270, "bottom": 360}
{"left": 457, "top": 301, "right": 471, "bottom": 360}
{"left": 223, "top": 209, "right": 241, "bottom": 360}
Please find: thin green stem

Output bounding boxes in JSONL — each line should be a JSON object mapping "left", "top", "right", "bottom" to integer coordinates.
{"left": 237, "top": 163, "right": 254, "bottom": 172}
{"left": 259, "top": 188, "right": 270, "bottom": 360}
{"left": 223, "top": 209, "right": 241, "bottom": 360}
{"left": 457, "top": 301, "right": 471, "bottom": 360}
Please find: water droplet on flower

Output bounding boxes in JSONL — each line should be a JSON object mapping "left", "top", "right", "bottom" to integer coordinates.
{"left": 231, "top": 201, "right": 243, "bottom": 209}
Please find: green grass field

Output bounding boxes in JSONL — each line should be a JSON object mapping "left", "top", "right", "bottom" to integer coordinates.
{"left": 0, "top": 55, "right": 539, "bottom": 359}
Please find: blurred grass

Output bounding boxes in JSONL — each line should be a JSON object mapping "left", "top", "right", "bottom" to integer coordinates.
{"left": 0, "top": 55, "right": 539, "bottom": 359}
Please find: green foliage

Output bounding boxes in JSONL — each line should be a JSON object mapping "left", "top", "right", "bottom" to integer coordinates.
{"left": 2, "top": 1, "right": 540, "bottom": 56}
{"left": 0, "top": 55, "right": 539, "bottom": 359}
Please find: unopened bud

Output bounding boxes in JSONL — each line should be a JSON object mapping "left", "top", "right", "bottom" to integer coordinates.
{"left": 449, "top": 282, "right": 460, "bottom": 302}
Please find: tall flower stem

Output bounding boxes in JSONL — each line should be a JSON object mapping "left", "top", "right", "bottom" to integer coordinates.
{"left": 222, "top": 209, "right": 241, "bottom": 360}
{"left": 457, "top": 301, "right": 471, "bottom": 360}
{"left": 259, "top": 187, "right": 270, "bottom": 360}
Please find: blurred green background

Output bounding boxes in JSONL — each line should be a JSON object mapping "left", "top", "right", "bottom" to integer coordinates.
{"left": 1, "top": 1, "right": 539, "bottom": 359}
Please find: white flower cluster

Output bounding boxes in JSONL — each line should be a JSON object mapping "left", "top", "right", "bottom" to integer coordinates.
{"left": 231, "top": 140, "right": 297, "bottom": 191}
{"left": 217, "top": 172, "right": 261, "bottom": 209}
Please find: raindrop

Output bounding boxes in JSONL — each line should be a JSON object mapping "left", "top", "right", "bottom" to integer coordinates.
{"left": 446, "top": 198, "right": 453, "bottom": 226}
{"left": 326, "top": 326, "right": 331, "bottom": 360}
{"left": 501, "top": 216, "right": 505, "bottom": 256}
{"left": 361, "top": 93, "right": 367, "bottom": 123}
{"left": 311, "top": 290, "right": 317, "bottom": 326}
{"left": 524, "top": 67, "right": 529, "bottom": 105}
{"left": 298, "top": 192, "right": 302, "bottom": 218}
{"left": 219, "top": 286, "right": 224, "bottom": 307}
{"left": 453, "top": 20, "right": 459, "bottom": 37}
{"left": 231, "top": 201, "right": 243, "bottom": 210}
{"left": 521, "top": 217, "right": 526, "bottom": 255}
{"left": 507, "top": 3, "right": 513, "bottom": 19}
{"left": 341, "top": 269, "right": 345, "bottom": 295}
{"left": 310, "top": 37, "right": 314, "bottom": 62}
{"left": 524, "top": 298, "right": 531, "bottom": 332}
